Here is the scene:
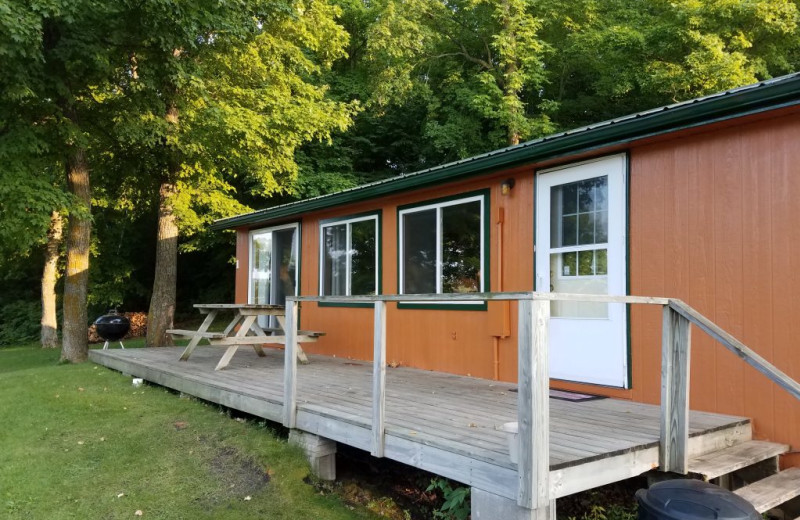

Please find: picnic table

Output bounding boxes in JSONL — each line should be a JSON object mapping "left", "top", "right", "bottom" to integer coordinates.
{"left": 167, "top": 304, "right": 324, "bottom": 371}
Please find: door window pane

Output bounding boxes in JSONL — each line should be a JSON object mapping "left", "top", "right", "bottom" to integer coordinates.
{"left": 251, "top": 233, "right": 272, "bottom": 305}
{"left": 547, "top": 174, "right": 609, "bottom": 318}
{"left": 442, "top": 201, "right": 481, "bottom": 293}
{"left": 323, "top": 224, "right": 347, "bottom": 296}
{"left": 551, "top": 176, "right": 609, "bottom": 248}
{"left": 272, "top": 229, "right": 297, "bottom": 306}
{"left": 402, "top": 210, "right": 437, "bottom": 293}
{"left": 578, "top": 250, "right": 595, "bottom": 276}
{"left": 350, "top": 219, "right": 377, "bottom": 295}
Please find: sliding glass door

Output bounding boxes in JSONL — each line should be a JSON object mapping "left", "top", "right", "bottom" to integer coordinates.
{"left": 248, "top": 223, "right": 299, "bottom": 328}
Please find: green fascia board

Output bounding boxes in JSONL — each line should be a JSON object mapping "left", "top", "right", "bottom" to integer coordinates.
{"left": 212, "top": 73, "right": 800, "bottom": 231}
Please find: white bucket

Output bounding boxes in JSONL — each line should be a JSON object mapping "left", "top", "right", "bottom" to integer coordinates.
{"left": 499, "top": 422, "right": 519, "bottom": 464}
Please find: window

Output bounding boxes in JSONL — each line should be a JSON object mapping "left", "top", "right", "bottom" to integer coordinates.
{"left": 319, "top": 214, "right": 379, "bottom": 298}
{"left": 550, "top": 176, "right": 608, "bottom": 279}
{"left": 398, "top": 192, "right": 487, "bottom": 308}
{"left": 548, "top": 175, "right": 609, "bottom": 318}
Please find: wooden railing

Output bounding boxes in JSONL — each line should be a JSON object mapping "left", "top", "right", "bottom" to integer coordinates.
{"left": 281, "top": 292, "right": 800, "bottom": 511}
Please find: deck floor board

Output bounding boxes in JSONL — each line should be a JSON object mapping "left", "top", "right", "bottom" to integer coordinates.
{"left": 89, "top": 346, "right": 747, "bottom": 497}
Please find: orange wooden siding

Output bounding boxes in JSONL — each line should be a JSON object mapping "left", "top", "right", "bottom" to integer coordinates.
{"left": 233, "top": 110, "right": 800, "bottom": 463}
{"left": 292, "top": 172, "right": 534, "bottom": 380}
{"left": 629, "top": 112, "right": 800, "bottom": 464}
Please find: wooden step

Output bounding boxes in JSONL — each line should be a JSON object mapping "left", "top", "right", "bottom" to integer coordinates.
{"left": 688, "top": 440, "right": 789, "bottom": 480}
{"left": 734, "top": 467, "right": 800, "bottom": 513}
{"left": 166, "top": 329, "right": 225, "bottom": 339}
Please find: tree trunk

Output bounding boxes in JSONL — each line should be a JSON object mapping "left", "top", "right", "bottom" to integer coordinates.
{"left": 146, "top": 181, "right": 179, "bottom": 347}
{"left": 41, "top": 210, "right": 63, "bottom": 348}
{"left": 61, "top": 148, "right": 91, "bottom": 363}
{"left": 146, "top": 91, "right": 181, "bottom": 347}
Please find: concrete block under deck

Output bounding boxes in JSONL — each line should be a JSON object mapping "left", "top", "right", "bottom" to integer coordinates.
{"left": 89, "top": 347, "right": 750, "bottom": 512}
{"left": 289, "top": 430, "right": 337, "bottom": 481}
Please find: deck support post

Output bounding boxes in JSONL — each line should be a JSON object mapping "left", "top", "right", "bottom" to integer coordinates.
{"left": 371, "top": 300, "right": 387, "bottom": 457}
{"left": 472, "top": 488, "right": 555, "bottom": 520}
{"left": 517, "top": 297, "right": 551, "bottom": 510}
{"left": 660, "top": 303, "right": 691, "bottom": 473}
{"left": 289, "top": 430, "right": 337, "bottom": 481}
{"left": 283, "top": 299, "right": 298, "bottom": 429}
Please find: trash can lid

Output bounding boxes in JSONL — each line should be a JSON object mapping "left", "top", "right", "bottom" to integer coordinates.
{"left": 636, "top": 480, "right": 759, "bottom": 520}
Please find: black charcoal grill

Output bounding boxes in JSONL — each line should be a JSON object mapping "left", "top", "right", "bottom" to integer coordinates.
{"left": 94, "top": 310, "right": 130, "bottom": 349}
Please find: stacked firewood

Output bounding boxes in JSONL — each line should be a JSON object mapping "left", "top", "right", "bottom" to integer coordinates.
{"left": 88, "top": 312, "right": 147, "bottom": 343}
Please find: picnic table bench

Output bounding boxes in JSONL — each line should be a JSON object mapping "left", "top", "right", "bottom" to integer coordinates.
{"left": 167, "top": 303, "right": 324, "bottom": 371}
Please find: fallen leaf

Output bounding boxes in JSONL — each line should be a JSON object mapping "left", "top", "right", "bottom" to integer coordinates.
{"left": 173, "top": 421, "right": 188, "bottom": 431}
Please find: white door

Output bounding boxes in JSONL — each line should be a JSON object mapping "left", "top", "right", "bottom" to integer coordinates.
{"left": 535, "top": 155, "right": 627, "bottom": 387}
{"left": 249, "top": 223, "right": 299, "bottom": 329}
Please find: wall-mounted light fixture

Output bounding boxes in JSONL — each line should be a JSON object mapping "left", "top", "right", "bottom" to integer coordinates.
{"left": 500, "top": 178, "right": 516, "bottom": 195}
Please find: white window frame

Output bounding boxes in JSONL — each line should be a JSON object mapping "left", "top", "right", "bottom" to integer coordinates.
{"left": 398, "top": 194, "right": 486, "bottom": 304}
{"left": 318, "top": 214, "right": 380, "bottom": 296}
{"left": 247, "top": 222, "right": 300, "bottom": 305}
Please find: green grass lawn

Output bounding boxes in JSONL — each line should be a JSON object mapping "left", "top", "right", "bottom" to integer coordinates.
{"left": 0, "top": 342, "right": 378, "bottom": 520}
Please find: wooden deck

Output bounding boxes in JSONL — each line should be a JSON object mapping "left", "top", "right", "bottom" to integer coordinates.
{"left": 89, "top": 346, "right": 749, "bottom": 501}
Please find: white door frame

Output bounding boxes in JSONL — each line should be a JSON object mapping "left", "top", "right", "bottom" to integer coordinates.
{"left": 535, "top": 154, "right": 628, "bottom": 388}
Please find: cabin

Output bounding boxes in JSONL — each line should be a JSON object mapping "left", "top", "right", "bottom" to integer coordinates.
{"left": 92, "top": 73, "right": 800, "bottom": 518}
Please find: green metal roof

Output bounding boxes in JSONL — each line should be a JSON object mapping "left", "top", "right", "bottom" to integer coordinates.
{"left": 212, "top": 72, "right": 800, "bottom": 231}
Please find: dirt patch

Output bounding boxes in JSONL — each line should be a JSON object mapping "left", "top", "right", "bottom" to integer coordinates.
{"left": 209, "top": 446, "right": 271, "bottom": 499}
{"left": 557, "top": 477, "right": 643, "bottom": 519}
{"left": 309, "top": 445, "right": 442, "bottom": 519}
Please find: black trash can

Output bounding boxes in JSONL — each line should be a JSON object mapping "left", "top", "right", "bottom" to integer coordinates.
{"left": 636, "top": 480, "right": 759, "bottom": 520}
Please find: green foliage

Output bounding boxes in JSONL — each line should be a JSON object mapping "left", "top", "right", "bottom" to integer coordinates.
{"left": 426, "top": 478, "right": 471, "bottom": 520}
{"left": 538, "top": 0, "right": 800, "bottom": 128}
{"left": 569, "top": 504, "right": 638, "bottom": 520}
{"left": 0, "top": 301, "right": 42, "bottom": 347}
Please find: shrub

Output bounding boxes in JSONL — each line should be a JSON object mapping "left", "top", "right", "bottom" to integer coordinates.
{"left": 0, "top": 300, "right": 41, "bottom": 346}
{"left": 426, "top": 478, "right": 470, "bottom": 520}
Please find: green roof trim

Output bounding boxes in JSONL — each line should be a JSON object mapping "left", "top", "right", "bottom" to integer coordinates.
{"left": 212, "top": 73, "right": 800, "bottom": 231}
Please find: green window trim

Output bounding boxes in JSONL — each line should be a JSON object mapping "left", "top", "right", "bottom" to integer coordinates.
{"left": 396, "top": 189, "right": 490, "bottom": 311}
{"left": 318, "top": 210, "right": 382, "bottom": 309}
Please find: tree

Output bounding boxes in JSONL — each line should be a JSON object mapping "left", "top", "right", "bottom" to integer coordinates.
{"left": 365, "top": 0, "right": 553, "bottom": 149}
{"left": 101, "top": 0, "right": 356, "bottom": 346}
{"left": 1, "top": 0, "right": 131, "bottom": 361}
{"left": 538, "top": 0, "right": 800, "bottom": 128}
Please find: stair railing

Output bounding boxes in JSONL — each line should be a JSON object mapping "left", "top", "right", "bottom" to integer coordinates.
{"left": 285, "top": 292, "right": 800, "bottom": 511}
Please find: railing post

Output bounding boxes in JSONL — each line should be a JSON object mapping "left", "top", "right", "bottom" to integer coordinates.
{"left": 517, "top": 297, "right": 550, "bottom": 511}
{"left": 371, "top": 300, "right": 387, "bottom": 457}
{"left": 283, "top": 299, "right": 298, "bottom": 428}
{"left": 660, "top": 303, "right": 691, "bottom": 473}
